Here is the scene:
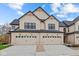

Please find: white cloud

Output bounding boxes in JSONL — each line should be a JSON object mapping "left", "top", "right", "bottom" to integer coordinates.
{"left": 62, "top": 3, "right": 79, "bottom": 13}
{"left": 50, "top": 3, "right": 79, "bottom": 19}
{"left": 50, "top": 3, "right": 62, "bottom": 15}
{"left": 56, "top": 14, "right": 65, "bottom": 17}
{"left": 7, "top": 3, "right": 24, "bottom": 10}
{"left": 51, "top": 3, "right": 79, "bottom": 13}
{"left": 51, "top": 3, "right": 61, "bottom": 13}
{"left": 56, "top": 11, "right": 68, "bottom": 18}
{"left": 17, "top": 11, "right": 24, "bottom": 15}
{"left": 7, "top": 3, "right": 24, "bottom": 15}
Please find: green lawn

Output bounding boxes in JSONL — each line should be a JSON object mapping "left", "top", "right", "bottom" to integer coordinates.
{"left": 0, "top": 44, "right": 10, "bottom": 50}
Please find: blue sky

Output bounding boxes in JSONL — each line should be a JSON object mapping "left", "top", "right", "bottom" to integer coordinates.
{"left": 0, "top": 3, "right": 79, "bottom": 25}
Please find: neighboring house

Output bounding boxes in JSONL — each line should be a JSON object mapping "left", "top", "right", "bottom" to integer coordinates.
{"left": 10, "top": 7, "right": 79, "bottom": 45}
{"left": 63, "top": 17, "right": 79, "bottom": 45}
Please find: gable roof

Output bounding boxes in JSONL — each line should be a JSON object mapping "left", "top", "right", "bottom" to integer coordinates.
{"left": 10, "top": 7, "right": 79, "bottom": 27}
{"left": 18, "top": 11, "right": 44, "bottom": 22}
{"left": 33, "top": 7, "right": 50, "bottom": 17}
{"left": 33, "top": 7, "right": 50, "bottom": 21}
{"left": 33, "top": 7, "right": 60, "bottom": 22}
{"left": 17, "top": 7, "right": 50, "bottom": 22}
{"left": 10, "top": 7, "right": 61, "bottom": 25}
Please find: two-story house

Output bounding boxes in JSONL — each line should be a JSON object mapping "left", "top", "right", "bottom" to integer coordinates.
{"left": 10, "top": 7, "right": 79, "bottom": 45}
{"left": 10, "top": 7, "right": 65, "bottom": 45}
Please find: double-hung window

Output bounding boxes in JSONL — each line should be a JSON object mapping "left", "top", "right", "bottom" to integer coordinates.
{"left": 24, "top": 23, "right": 36, "bottom": 30}
{"left": 48, "top": 24, "right": 55, "bottom": 30}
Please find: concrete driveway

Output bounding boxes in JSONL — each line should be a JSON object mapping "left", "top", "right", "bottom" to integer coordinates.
{"left": 0, "top": 45, "right": 79, "bottom": 56}
{"left": 0, "top": 45, "right": 36, "bottom": 56}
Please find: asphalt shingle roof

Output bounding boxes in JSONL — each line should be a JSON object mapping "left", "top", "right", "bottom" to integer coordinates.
{"left": 10, "top": 19, "right": 19, "bottom": 25}
{"left": 10, "top": 7, "right": 60, "bottom": 25}
{"left": 63, "top": 21, "right": 74, "bottom": 26}
{"left": 59, "top": 22, "right": 66, "bottom": 27}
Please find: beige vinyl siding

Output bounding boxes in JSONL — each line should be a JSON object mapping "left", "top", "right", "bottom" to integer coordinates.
{"left": 40, "top": 22, "right": 45, "bottom": 30}
{"left": 75, "top": 21, "right": 79, "bottom": 31}
{"left": 68, "top": 24, "right": 75, "bottom": 33}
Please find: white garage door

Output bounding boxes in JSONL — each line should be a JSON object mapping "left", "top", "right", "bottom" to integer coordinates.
{"left": 11, "top": 33, "right": 38, "bottom": 45}
{"left": 11, "top": 33, "right": 63, "bottom": 45}
{"left": 40, "top": 33, "right": 63, "bottom": 44}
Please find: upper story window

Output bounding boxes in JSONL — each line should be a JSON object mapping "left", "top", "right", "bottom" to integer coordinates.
{"left": 48, "top": 24, "right": 55, "bottom": 30}
{"left": 24, "top": 23, "right": 36, "bottom": 30}
{"left": 12, "top": 25, "right": 15, "bottom": 30}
